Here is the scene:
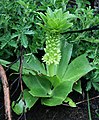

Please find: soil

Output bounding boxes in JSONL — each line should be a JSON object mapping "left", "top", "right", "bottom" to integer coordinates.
{"left": 0, "top": 89, "right": 99, "bottom": 120}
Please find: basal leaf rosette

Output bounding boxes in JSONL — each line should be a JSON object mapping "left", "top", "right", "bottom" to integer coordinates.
{"left": 38, "top": 8, "right": 75, "bottom": 66}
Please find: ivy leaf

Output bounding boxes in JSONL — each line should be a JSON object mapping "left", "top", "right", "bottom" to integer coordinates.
{"left": 0, "top": 33, "right": 11, "bottom": 49}
{"left": 0, "top": 59, "right": 10, "bottom": 67}
{"left": 24, "top": 30, "right": 34, "bottom": 35}
{"left": 8, "top": 40, "right": 18, "bottom": 48}
{"left": 21, "top": 34, "right": 28, "bottom": 48}
{"left": 92, "top": 82, "right": 99, "bottom": 91}
{"left": 12, "top": 89, "right": 38, "bottom": 115}
{"left": 11, "top": 33, "right": 19, "bottom": 39}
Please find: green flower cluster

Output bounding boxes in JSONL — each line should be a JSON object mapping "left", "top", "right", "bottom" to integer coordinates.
{"left": 42, "top": 33, "right": 61, "bottom": 65}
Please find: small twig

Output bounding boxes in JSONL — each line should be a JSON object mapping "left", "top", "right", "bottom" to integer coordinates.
{"left": 69, "top": 0, "right": 76, "bottom": 5}
{"left": 87, "top": 92, "right": 92, "bottom": 120}
{"left": 17, "top": 113, "right": 23, "bottom": 120}
{"left": 0, "top": 65, "right": 12, "bottom": 120}
{"left": 10, "top": 77, "right": 19, "bottom": 89}
{"left": 76, "top": 95, "right": 99, "bottom": 105}
{"left": 62, "top": 25, "right": 99, "bottom": 34}
{"left": 52, "top": 113, "right": 57, "bottom": 120}
{"left": 0, "top": 105, "right": 3, "bottom": 110}
{"left": 19, "top": 46, "right": 27, "bottom": 120}
{"left": 19, "top": 46, "right": 24, "bottom": 94}
{"left": 11, "top": 79, "right": 20, "bottom": 97}
{"left": 9, "top": 73, "right": 19, "bottom": 77}
{"left": 63, "top": 95, "right": 99, "bottom": 107}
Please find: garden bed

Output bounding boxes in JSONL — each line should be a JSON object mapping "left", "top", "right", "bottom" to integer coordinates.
{"left": 0, "top": 1, "right": 99, "bottom": 120}
{"left": 0, "top": 90, "right": 99, "bottom": 120}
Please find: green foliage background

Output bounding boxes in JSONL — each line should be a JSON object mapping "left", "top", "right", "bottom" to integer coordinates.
{"left": 0, "top": 0, "right": 99, "bottom": 115}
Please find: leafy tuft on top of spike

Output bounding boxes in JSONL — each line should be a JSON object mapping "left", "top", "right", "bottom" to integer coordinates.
{"left": 38, "top": 7, "right": 75, "bottom": 33}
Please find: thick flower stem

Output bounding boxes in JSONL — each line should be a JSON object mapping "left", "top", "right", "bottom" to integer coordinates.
{"left": 47, "top": 64, "right": 57, "bottom": 76}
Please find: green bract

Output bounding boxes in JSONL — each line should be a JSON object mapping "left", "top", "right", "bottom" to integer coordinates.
{"left": 38, "top": 7, "right": 75, "bottom": 33}
{"left": 38, "top": 8, "right": 75, "bottom": 65}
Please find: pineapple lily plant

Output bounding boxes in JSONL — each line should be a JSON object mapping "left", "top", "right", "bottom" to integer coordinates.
{"left": 38, "top": 8, "right": 75, "bottom": 76}
{"left": 0, "top": 8, "right": 93, "bottom": 115}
